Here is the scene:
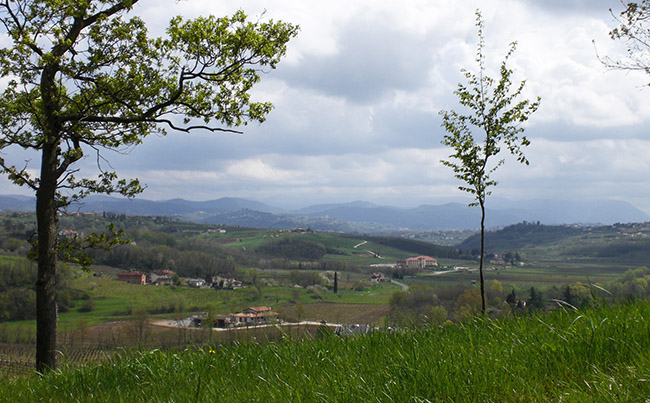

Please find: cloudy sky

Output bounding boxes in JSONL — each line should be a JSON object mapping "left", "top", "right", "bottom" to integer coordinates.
{"left": 3, "top": 0, "right": 650, "bottom": 212}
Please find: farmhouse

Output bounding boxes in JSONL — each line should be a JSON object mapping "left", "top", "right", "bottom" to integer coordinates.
{"left": 58, "top": 229, "right": 78, "bottom": 239}
{"left": 148, "top": 270, "right": 175, "bottom": 286}
{"left": 232, "top": 306, "right": 279, "bottom": 326}
{"left": 211, "top": 275, "right": 243, "bottom": 289}
{"left": 404, "top": 256, "right": 438, "bottom": 269}
{"left": 117, "top": 272, "right": 146, "bottom": 285}
{"left": 370, "top": 272, "right": 389, "bottom": 282}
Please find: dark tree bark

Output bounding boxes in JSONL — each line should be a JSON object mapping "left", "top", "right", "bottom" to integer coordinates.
{"left": 35, "top": 142, "right": 60, "bottom": 372}
{"left": 34, "top": 55, "right": 66, "bottom": 372}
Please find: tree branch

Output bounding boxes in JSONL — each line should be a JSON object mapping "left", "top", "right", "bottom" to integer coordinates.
{"left": 153, "top": 119, "right": 243, "bottom": 134}
{"left": 82, "top": 0, "right": 140, "bottom": 30}
{"left": 0, "top": 158, "right": 39, "bottom": 191}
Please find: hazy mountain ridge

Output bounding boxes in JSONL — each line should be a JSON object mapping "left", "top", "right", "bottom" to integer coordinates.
{"left": 0, "top": 195, "right": 35, "bottom": 211}
{"left": 0, "top": 195, "right": 647, "bottom": 231}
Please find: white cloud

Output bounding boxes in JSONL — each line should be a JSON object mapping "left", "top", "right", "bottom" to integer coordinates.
{"left": 225, "top": 158, "right": 301, "bottom": 184}
{"left": 2, "top": 0, "right": 650, "bottom": 216}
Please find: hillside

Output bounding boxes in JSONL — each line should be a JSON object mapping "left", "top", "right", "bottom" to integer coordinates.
{"left": 458, "top": 222, "right": 586, "bottom": 252}
{"left": 345, "top": 234, "right": 465, "bottom": 259}
{"left": 458, "top": 221, "right": 650, "bottom": 265}
{"left": 2, "top": 300, "right": 649, "bottom": 401}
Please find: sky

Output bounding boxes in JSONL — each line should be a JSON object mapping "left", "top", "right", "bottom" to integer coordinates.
{"left": 2, "top": 0, "right": 650, "bottom": 212}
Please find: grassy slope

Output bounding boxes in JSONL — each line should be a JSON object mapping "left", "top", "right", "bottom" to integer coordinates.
{"left": 460, "top": 222, "right": 650, "bottom": 266}
{"left": 2, "top": 300, "right": 649, "bottom": 402}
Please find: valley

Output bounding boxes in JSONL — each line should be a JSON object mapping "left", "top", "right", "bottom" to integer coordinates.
{"left": 1, "top": 210, "right": 648, "bottom": 352}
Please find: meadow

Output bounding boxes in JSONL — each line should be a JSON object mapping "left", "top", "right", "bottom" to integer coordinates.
{"left": 1, "top": 300, "right": 648, "bottom": 402}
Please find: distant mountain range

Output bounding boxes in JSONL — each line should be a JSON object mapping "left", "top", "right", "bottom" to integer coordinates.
{"left": 0, "top": 195, "right": 35, "bottom": 212}
{"left": 1, "top": 194, "right": 648, "bottom": 232}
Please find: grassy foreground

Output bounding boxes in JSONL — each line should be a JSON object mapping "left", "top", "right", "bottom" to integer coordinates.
{"left": 2, "top": 301, "right": 650, "bottom": 402}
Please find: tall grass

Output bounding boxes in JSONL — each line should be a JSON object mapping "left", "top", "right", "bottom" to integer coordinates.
{"left": 2, "top": 300, "right": 649, "bottom": 402}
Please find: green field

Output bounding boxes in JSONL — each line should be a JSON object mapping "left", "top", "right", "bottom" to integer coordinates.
{"left": 2, "top": 300, "right": 649, "bottom": 401}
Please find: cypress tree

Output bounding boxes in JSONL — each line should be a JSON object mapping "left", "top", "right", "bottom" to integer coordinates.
{"left": 334, "top": 271, "right": 338, "bottom": 294}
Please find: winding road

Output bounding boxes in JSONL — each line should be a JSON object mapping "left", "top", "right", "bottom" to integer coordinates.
{"left": 353, "top": 240, "right": 382, "bottom": 258}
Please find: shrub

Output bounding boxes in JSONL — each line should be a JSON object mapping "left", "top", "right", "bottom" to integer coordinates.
{"left": 78, "top": 299, "right": 95, "bottom": 313}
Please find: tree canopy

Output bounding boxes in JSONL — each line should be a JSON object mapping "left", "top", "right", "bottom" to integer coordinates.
{"left": 0, "top": 0, "right": 297, "bottom": 371}
{"left": 0, "top": 2, "right": 298, "bottom": 201}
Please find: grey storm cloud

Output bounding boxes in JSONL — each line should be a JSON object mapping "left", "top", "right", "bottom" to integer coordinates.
{"left": 521, "top": 0, "right": 618, "bottom": 14}
{"left": 278, "top": 18, "right": 434, "bottom": 104}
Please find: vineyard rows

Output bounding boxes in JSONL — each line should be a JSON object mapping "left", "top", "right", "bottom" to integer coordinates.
{"left": 0, "top": 344, "right": 115, "bottom": 377}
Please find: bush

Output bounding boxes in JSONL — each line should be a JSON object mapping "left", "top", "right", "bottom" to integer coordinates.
{"left": 78, "top": 299, "right": 95, "bottom": 313}
{"left": 351, "top": 281, "right": 369, "bottom": 292}
{"left": 290, "top": 270, "right": 322, "bottom": 287}
{"left": 0, "top": 288, "right": 36, "bottom": 322}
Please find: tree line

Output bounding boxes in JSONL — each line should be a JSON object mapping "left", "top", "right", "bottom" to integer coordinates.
{"left": 388, "top": 266, "right": 650, "bottom": 327}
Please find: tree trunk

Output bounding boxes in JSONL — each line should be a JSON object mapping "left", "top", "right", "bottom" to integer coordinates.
{"left": 35, "top": 141, "right": 59, "bottom": 372}
{"left": 479, "top": 199, "right": 486, "bottom": 314}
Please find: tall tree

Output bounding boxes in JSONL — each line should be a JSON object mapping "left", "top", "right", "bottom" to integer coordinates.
{"left": 527, "top": 286, "right": 545, "bottom": 312}
{"left": 439, "top": 10, "right": 540, "bottom": 314}
{"left": 0, "top": 0, "right": 297, "bottom": 372}
{"left": 600, "top": 1, "right": 650, "bottom": 84}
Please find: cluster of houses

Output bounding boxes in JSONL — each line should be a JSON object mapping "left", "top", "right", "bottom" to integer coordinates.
{"left": 116, "top": 271, "right": 244, "bottom": 289}
{"left": 211, "top": 275, "right": 243, "bottom": 289}
{"left": 191, "top": 306, "right": 279, "bottom": 328}
{"left": 185, "top": 276, "right": 244, "bottom": 289}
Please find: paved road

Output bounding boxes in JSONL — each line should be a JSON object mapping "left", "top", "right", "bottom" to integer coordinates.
{"left": 391, "top": 279, "right": 408, "bottom": 291}
{"left": 353, "top": 240, "right": 383, "bottom": 259}
{"left": 353, "top": 240, "right": 367, "bottom": 249}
